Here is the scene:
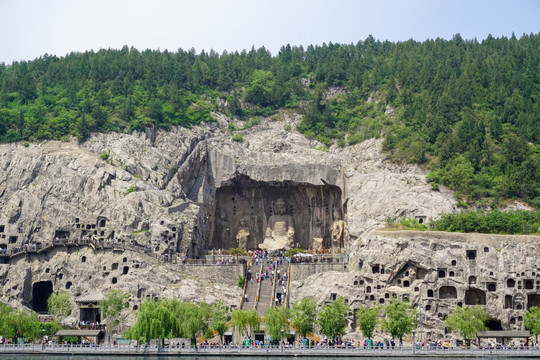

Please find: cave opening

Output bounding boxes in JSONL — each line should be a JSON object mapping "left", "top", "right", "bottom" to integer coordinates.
{"left": 213, "top": 176, "right": 344, "bottom": 250}
{"left": 485, "top": 319, "right": 503, "bottom": 331}
{"left": 32, "top": 281, "right": 53, "bottom": 313}
{"left": 465, "top": 288, "right": 486, "bottom": 305}
{"left": 528, "top": 294, "right": 540, "bottom": 309}
{"left": 439, "top": 286, "right": 458, "bottom": 299}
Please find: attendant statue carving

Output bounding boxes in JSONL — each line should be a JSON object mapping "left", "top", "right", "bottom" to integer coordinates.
{"left": 312, "top": 216, "right": 324, "bottom": 250}
{"left": 260, "top": 198, "right": 295, "bottom": 250}
{"left": 236, "top": 218, "right": 251, "bottom": 250}
{"left": 331, "top": 208, "right": 344, "bottom": 248}
{"left": 216, "top": 208, "right": 230, "bottom": 247}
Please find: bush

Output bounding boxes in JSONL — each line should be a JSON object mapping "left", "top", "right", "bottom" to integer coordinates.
{"left": 101, "top": 152, "right": 110, "bottom": 161}
{"left": 429, "top": 210, "right": 540, "bottom": 234}
{"left": 238, "top": 275, "right": 245, "bottom": 288}
{"left": 232, "top": 133, "right": 243, "bottom": 142}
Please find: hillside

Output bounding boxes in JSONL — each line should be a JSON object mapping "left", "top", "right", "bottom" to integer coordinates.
{"left": 0, "top": 33, "right": 539, "bottom": 207}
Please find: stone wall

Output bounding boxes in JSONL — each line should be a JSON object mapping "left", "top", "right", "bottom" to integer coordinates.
{"left": 291, "top": 262, "right": 346, "bottom": 281}
{"left": 178, "top": 264, "right": 244, "bottom": 287}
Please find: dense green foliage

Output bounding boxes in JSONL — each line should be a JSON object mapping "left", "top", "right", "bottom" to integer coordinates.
{"left": 0, "top": 33, "right": 538, "bottom": 206}
{"left": 264, "top": 306, "right": 290, "bottom": 341}
{"left": 381, "top": 297, "right": 416, "bottom": 343}
{"left": 46, "top": 291, "right": 72, "bottom": 322}
{"left": 231, "top": 309, "right": 261, "bottom": 339}
{"left": 0, "top": 303, "right": 41, "bottom": 342}
{"left": 524, "top": 307, "right": 540, "bottom": 341}
{"left": 124, "top": 298, "right": 229, "bottom": 344}
{"left": 429, "top": 210, "right": 540, "bottom": 234}
{"left": 99, "top": 289, "right": 130, "bottom": 331}
{"left": 290, "top": 297, "right": 317, "bottom": 338}
{"left": 317, "top": 296, "right": 350, "bottom": 341}
{"left": 445, "top": 306, "right": 487, "bottom": 344}
{"left": 355, "top": 306, "right": 380, "bottom": 339}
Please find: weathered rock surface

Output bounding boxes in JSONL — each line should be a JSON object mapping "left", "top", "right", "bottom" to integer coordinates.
{"left": 0, "top": 108, "right": 536, "bottom": 339}
{"left": 290, "top": 230, "right": 540, "bottom": 340}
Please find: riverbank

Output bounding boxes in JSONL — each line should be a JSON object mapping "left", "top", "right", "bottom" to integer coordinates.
{"left": 1, "top": 344, "right": 540, "bottom": 358}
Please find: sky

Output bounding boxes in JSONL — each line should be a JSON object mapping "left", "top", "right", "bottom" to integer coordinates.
{"left": 1, "top": 0, "right": 539, "bottom": 64}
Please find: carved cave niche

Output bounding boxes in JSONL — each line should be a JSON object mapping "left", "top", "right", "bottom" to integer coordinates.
{"left": 466, "top": 250, "right": 477, "bottom": 260}
{"left": 528, "top": 294, "right": 540, "bottom": 309}
{"left": 513, "top": 294, "right": 525, "bottom": 310}
{"left": 504, "top": 295, "right": 513, "bottom": 309}
{"left": 524, "top": 279, "right": 534, "bottom": 290}
{"left": 54, "top": 230, "right": 70, "bottom": 239}
{"left": 465, "top": 288, "right": 486, "bottom": 305}
{"left": 212, "top": 176, "right": 344, "bottom": 250}
{"left": 507, "top": 278, "right": 516, "bottom": 288}
{"left": 439, "top": 286, "right": 458, "bottom": 299}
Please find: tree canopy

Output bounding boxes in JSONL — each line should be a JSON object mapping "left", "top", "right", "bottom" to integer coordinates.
{"left": 381, "top": 297, "right": 416, "bottom": 343}
{"left": 524, "top": 306, "right": 540, "bottom": 341}
{"left": 47, "top": 290, "right": 72, "bottom": 322}
{"left": 264, "top": 306, "right": 290, "bottom": 342}
{"left": 99, "top": 289, "right": 130, "bottom": 332}
{"left": 445, "top": 306, "right": 487, "bottom": 344}
{"left": 317, "top": 296, "right": 350, "bottom": 341}
{"left": 356, "top": 305, "right": 380, "bottom": 339}
{"left": 290, "top": 297, "right": 317, "bottom": 338}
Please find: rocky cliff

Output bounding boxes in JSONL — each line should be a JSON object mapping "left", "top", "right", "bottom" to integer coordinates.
{"left": 2, "top": 109, "right": 536, "bottom": 339}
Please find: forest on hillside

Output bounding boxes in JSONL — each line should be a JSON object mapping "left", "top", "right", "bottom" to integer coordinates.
{"left": 0, "top": 33, "right": 538, "bottom": 208}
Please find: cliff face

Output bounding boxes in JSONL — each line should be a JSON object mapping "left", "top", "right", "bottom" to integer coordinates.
{"left": 291, "top": 230, "right": 540, "bottom": 340}
{"left": 6, "top": 109, "right": 526, "bottom": 336}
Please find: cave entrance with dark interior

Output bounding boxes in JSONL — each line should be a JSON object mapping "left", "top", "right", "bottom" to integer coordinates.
{"left": 32, "top": 281, "right": 53, "bottom": 313}
{"left": 485, "top": 319, "right": 503, "bottom": 331}
{"left": 465, "top": 288, "right": 486, "bottom": 305}
{"left": 528, "top": 294, "right": 540, "bottom": 309}
{"left": 213, "top": 176, "right": 343, "bottom": 250}
{"left": 54, "top": 230, "right": 70, "bottom": 239}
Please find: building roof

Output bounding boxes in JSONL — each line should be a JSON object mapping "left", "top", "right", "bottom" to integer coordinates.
{"left": 56, "top": 330, "right": 102, "bottom": 337}
{"left": 75, "top": 293, "right": 104, "bottom": 303}
{"left": 477, "top": 331, "right": 531, "bottom": 338}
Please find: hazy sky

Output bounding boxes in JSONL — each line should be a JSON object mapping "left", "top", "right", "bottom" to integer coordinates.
{"left": 1, "top": 0, "right": 539, "bottom": 64}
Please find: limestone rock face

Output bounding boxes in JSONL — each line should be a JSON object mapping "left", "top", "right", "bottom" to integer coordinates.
{"left": 290, "top": 230, "right": 540, "bottom": 341}
{"left": 0, "top": 108, "right": 492, "bottom": 334}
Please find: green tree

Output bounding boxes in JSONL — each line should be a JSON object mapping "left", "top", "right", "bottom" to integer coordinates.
{"left": 264, "top": 306, "right": 290, "bottom": 343}
{"left": 99, "top": 289, "right": 130, "bottom": 333}
{"left": 208, "top": 301, "right": 230, "bottom": 344}
{"left": 524, "top": 306, "right": 540, "bottom": 342}
{"left": 0, "top": 304, "right": 41, "bottom": 343}
{"left": 231, "top": 309, "right": 260, "bottom": 340}
{"left": 381, "top": 296, "right": 416, "bottom": 343}
{"left": 317, "top": 296, "right": 350, "bottom": 341}
{"left": 47, "top": 290, "right": 72, "bottom": 323}
{"left": 290, "top": 297, "right": 317, "bottom": 339}
{"left": 445, "top": 306, "right": 487, "bottom": 346}
{"left": 124, "top": 298, "right": 181, "bottom": 345}
{"left": 76, "top": 112, "right": 90, "bottom": 143}
{"left": 244, "top": 70, "right": 275, "bottom": 107}
{"left": 356, "top": 305, "right": 380, "bottom": 339}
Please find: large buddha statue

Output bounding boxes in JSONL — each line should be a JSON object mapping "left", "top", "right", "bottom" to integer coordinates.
{"left": 260, "top": 198, "right": 295, "bottom": 250}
